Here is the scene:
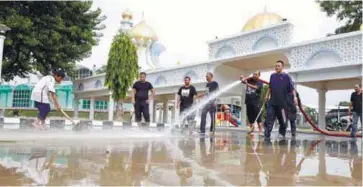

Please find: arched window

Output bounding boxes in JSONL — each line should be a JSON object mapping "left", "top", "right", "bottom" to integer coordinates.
{"left": 12, "top": 84, "right": 32, "bottom": 108}
{"left": 78, "top": 83, "right": 84, "bottom": 91}
{"left": 184, "top": 71, "right": 198, "bottom": 81}
{"left": 154, "top": 75, "right": 167, "bottom": 86}
{"left": 95, "top": 80, "right": 102, "bottom": 89}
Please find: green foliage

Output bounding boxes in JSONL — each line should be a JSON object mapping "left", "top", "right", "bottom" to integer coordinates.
{"left": 0, "top": 1, "right": 106, "bottom": 81}
{"left": 339, "top": 101, "right": 350, "bottom": 106}
{"left": 304, "top": 107, "right": 318, "bottom": 123}
{"left": 318, "top": 0, "right": 362, "bottom": 34}
{"left": 105, "top": 31, "right": 138, "bottom": 102}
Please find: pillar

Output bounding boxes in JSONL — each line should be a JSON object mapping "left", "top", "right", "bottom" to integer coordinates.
{"left": 173, "top": 93, "right": 179, "bottom": 124}
{"left": 240, "top": 92, "right": 246, "bottom": 127}
{"left": 74, "top": 98, "right": 79, "bottom": 119}
{"left": 0, "top": 35, "right": 5, "bottom": 83}
{"left": 317, "top": 88, "right": 327, "bottom": 129}
{"left": 89, "top": 97, "right": 95, "bottom": 120}
{"left": 163, "top": 100, "right": 168, "bottom": 123}
{"left": 150, "top": 99, "right": 155, "bottom": 123}
{"left": 318, "top": 141, "right": 327, "bottom": 178}
{"left": 108, "top": 94, "right": 114, "bottom": 121}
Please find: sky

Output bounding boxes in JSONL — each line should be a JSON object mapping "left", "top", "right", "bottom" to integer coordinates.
{"left": 80, "top": 0, "right": 354, "bottom": 107}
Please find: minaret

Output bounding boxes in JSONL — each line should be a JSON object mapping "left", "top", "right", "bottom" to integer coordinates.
{"left": 120, "top": 9, "right": 133, "bottom": 32}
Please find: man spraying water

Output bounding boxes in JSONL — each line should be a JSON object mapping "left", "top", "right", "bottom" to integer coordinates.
{"left": 199, "top": 72, "right": 219, "bottom": 135}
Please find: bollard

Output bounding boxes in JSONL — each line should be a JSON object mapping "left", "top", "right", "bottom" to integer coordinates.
{"left": 20, "top": 118, "right": 35, "bottom": 129}
{"left": 103, "top": 121, "right": 113, "bottom": 130}
{"left": 0, "top": 117, "right": 3, "bottom": 128}
{"left": 123, "top": 122, "right": 132, "bottom": 129}
{"left": 50, "top": 119, "right": 66, "bottom": 129}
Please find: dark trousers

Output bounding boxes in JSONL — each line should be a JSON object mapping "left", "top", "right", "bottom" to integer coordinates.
{"left": 134, "top": 100, "right": 150, "bottom": 122}
{"left": 200, "top": 103, "right": 216, "bottom": 133}
{"left": 246, "top": 103, "right": 262, "bottom": 124}
{"left": 278, "top": 96, "right": 297, "bottom": 136}
{"left": 264, "top": 103, "right": 285, "bottom": 138}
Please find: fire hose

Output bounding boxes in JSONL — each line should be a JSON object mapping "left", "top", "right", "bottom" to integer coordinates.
{"left": 248, "top": 77, "right": 361, "bottom": 138}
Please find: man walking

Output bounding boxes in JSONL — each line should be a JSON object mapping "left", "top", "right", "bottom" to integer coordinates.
{"left": 240, "top": 71, "right": 264, "bottom": 136}
{"left": 264, "top": 60, "right": 298, "bottom": 139}
{"left": 132, "top": 72, "right": 155, "bottom": 124}
{"left": 349, "top": 84, "right": 362, "bottom": 137}
{"left": 177, "top": 76, "right": 198, "bottom": 131}
{"left": 200, "top": 72, "right": 219, "bottom": 134}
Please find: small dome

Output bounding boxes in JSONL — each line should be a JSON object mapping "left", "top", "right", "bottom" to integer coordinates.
{"left": 242, "top": 12, "right": 283, "bottom": 32}
{"left": 129, "top": 20, "right": 158, "bottom": 45}
{"left": 122, "top": 9, "right": 133, "bottom": 20}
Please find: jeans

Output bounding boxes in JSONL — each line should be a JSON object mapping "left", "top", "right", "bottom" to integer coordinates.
{"left": 200, "top": 103, "right": 216, "bottom": 133}
{"left": 351, "top": 112, "right": 362, "bottom": 137}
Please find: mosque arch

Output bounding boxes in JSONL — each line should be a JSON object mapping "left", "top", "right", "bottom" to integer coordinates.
{"left": 305, "top": 49, "right": 342, "bottom": 68}
{"left": 154, "top": 75, "right": 167, "bottom": 86}
{"left": 12, "top": 84, "right": 32, "bottom": 108}
{"left": 94, "top": 80, "right": 102, "bottom": 89}
{"left": 252, "top": 35, "right": 278, "bottom": 51}
{"left": 214, "top": 45, "right": 236, "bottom": 59}
{"left": 184, "top": 71, "right": 198, "bottom": 81}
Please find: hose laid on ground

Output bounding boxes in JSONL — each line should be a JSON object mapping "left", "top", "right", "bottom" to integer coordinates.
{"left": 245, "top": 77, "right": 361, "bottom": 138}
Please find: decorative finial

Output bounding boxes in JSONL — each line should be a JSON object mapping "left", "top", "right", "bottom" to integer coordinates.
{"left": 264, "top": 0, "right": 268, "bottom": 13}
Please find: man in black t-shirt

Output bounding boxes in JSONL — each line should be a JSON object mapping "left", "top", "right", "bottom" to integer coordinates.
{"left": 132, "top": 72, "right": 155, "bottom": 123}
{"left": 177, "top": 76, "right": 198, "bottom": 129}
{"left": 349, "top": 84, "right": 362, "bottom": 137}
{"left": 200, "top": 72, "right": 219, "bottom": 134}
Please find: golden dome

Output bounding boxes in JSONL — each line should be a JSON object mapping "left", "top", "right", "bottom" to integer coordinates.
{"left": 360, "top": 24, "right": 363, "bottom": 30}
{"left": 122, "top": 9, "right": 133, "bottom": 20}
{"left": 129, "top": 20, "right": 158, "bottom": 43}
{"left": 242, "top": 12, "right": 283, "bottom": 32}
{"left": 176, "top": 60, "right": 181, "bottom": 65}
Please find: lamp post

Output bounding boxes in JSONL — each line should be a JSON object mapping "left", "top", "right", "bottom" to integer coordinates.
{"left": 0, "top": 24, "right": 10, "bottom": 84}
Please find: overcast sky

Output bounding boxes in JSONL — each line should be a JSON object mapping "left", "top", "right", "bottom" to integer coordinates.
{"left": 80, "top": 0, "right": 354, "bottom": 107}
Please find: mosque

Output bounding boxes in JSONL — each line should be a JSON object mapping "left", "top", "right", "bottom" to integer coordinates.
{"left": 0, "top": 9, "right": 361, "bottom": 130}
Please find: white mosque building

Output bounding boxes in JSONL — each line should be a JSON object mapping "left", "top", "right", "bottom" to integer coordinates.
{"left": 0, "top": 9, "right": 361, "bottom": 129}
{"left": 72, "top": 9, "right": 361, "bottom": 129}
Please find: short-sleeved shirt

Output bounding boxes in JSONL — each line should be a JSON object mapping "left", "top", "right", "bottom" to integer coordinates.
{"left": 31, "top": 75, "right": 56, "bottom": 104}
{"left": 177, "top": 85, "right": 197, "bottom": 108}
{"left": 269, "top": 73, "right": 294, "bottom": 107}
{"left": 132, "top": 81, "right": 153, "bottom": 101}
{"left": 205, "top": 81, "right": 219, "bottom": 103}
{"left": 351, "top": 92, "right": 362, "bottom": 113}
{"left": 245, "top": 79, "right": 263, "bottom": 105}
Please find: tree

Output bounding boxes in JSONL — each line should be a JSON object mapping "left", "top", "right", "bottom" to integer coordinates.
{"left": 0, "top": 1, "right": 106, "bottom": 81}
{"left": 105, "top": 31, "right": 138, "bottom": 120}
{"left": 304, "top": 107, "right": 318, "bottom": 123}
{"left": 318, "top": 1, "right": 362, "bottom": 34}
{"left": 339, "top": 101, "right": 350, "bottom": 106}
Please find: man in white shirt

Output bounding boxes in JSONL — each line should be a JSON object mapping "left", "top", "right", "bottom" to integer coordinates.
{"left": 31, "top": 69, "right": 65, "bottom": 129}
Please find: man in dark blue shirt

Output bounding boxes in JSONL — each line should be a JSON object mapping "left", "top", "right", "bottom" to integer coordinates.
{"left": 200, "top": 72, "right": 219, "bottom": 134}
{"left": 264, "top": 60, "right": 298, "bottom": 139}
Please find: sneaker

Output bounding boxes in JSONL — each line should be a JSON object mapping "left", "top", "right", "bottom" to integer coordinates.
{"left": 277, "top": 134, "right": 285, "bottom": 139}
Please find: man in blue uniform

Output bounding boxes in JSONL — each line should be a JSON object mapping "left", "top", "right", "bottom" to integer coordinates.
{"left": 264, "top": 60, "right": 298, "bottom": 139}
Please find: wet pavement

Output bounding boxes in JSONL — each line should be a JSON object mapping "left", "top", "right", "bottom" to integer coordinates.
{"left": 0, "top": 129, "right": 361, "bottom": 186}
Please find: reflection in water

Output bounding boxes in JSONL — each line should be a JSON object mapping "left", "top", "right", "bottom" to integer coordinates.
{"left": 0, "top": 132, "right": 361, "bottom": 186}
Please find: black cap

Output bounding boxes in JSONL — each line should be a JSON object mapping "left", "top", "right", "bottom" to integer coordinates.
{"left": 53, "top": 68, "right": 66, "bottom": 78}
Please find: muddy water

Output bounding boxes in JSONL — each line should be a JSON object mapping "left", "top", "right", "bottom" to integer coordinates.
{"left": 0, "top": 131, "right": 361, "bottom": 186}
